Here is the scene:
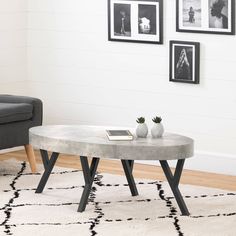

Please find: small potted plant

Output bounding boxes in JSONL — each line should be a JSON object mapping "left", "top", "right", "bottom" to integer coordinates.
{"left": 136, "top": 117, "right": 148, "bottom": 138}
{"left": 151, "top": 116, "right": 164, "bottom": 138}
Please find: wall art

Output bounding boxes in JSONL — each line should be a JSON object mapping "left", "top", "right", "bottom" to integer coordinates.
{"left": 108, "top": 0, "right": 163, "bottom": 44}
{"left": 169, "top": 40, "right": 200, "bottom": 84}
{"left": 176, "top": 0, "right": 235, "bottom": 35}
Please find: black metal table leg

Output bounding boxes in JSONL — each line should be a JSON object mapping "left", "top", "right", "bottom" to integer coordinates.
{"left": 128, "top": 160, "right": 134, "bottom": 172}
{"left": 121, "top": 160, "right": 138, "bottom": 196}
{"left": 159, "top": 159, "right": 190, "bottom": 216}
{"left": 36, "top": 150, "right": 59, "bottom": 193}
{"left": 78, "top": 156, "right": 100, "bottom": 212}
{"left": 39, "top": 149, "right": 50, "bottom": 169}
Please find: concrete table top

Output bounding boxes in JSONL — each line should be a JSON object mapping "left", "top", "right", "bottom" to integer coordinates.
{"left": 29, "top": 125, "right": 194, "bottom": 161}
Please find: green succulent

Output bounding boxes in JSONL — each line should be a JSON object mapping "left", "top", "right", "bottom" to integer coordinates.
{"left": 152, "top": 116, "right": 162, "bottom": 123}
{"left": 136, "top": 117, "right": 145, "bottom": 124}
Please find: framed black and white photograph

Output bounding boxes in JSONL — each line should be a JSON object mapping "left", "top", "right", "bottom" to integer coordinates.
{"left": 108, "top": 0, "right": 163, "bottom": 44}
{"left": 176, "top": 0, "right": 235, "bottom": 35}
{"left": 169, "top": 41, "right": 200, "bottom": 84}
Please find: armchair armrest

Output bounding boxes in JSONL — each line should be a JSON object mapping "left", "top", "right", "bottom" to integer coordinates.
{"left": 0, "top": 94, "right": 43, "bottom": 125}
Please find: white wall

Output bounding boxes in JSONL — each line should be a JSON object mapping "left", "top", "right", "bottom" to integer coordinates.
{"left": 3, "top": 0, "right": 236, "bottom": 174}
{"left": 0, "top": 0, "right": 27, "bottom": 94}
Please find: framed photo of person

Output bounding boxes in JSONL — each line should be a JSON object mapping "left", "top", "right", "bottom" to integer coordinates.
{"left": 108, "top": 0, "right": 163, "bottom": 44}
{"left": 169, "top": 41, "right": 200, "bottom": 84}
{"left": 176, "top": 0, "right": 235, "bottom": 35}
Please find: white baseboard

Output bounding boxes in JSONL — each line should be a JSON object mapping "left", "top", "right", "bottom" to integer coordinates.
{"left": 0, "top": 147, "right": 24, "bottom": 154}
{"left": 136, "top": 151, "right": 236, "bottom": 176}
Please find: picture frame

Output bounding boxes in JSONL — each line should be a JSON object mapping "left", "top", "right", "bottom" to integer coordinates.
{"left": 108, "top": 0, "right": 163, "bottom": 44}
{"left": 176, "top": 0, "right": 235, "bottom": 35}
{"left": 169, "top": 41, "right": 200, "bottom": 84}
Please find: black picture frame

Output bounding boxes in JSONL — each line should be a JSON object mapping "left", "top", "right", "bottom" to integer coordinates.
{"left": 108, "top": 0, "right": 163, "bottom": 44}
{"left": 176, "top": 0, "right": 235, "bottom": 35}
{"left": 169, "top": 41, "right": 200, "bottom": 84}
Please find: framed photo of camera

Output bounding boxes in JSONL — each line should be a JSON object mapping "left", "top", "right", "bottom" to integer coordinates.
{"left": 176, "top": 0, "right": 235, "bottom": 35}
{"left": 108, "top": 0, "right": 163, "bottom": 44}
{"left": 169, "top": 41, "right": 200, "bottom": 84}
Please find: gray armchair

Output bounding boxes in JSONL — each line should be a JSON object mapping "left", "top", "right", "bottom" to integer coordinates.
{"left": 0, "top": 95, "right": 43, "bottom": 172}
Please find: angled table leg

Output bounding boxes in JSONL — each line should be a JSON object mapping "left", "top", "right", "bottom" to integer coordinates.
{"left": 78, "top": 156, "right": 100, "bottom": 212}
{"left": 159, "top": 159, "right": 189, "bottom": 216}
{"left": 36, "top": 150, "right": 59, "bottom": 193}
{"left": 128, "top": 160, "right": 134, "bottom": 172}
{"left": 121, "top": 160, "right": 138, "bottom": 196}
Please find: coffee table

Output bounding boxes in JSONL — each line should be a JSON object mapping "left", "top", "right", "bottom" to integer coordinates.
{"left": 29, "top": 125, "right": 194, "bottom": 215}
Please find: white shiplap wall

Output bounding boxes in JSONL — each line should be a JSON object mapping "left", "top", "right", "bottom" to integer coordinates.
{"left": 0, "top": 0, "right": 27, "bottom": 94}
{"left": 25, "top": 0, "right": 236, "bottom": 174}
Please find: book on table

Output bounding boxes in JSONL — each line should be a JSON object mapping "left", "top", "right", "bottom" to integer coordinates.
{"left": 106, "top": 130, "right": 133, "bottom": 141}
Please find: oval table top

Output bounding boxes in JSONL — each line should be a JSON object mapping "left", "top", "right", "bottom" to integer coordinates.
{"left": 29, "top": 125, "right": 194, "bottom": 161}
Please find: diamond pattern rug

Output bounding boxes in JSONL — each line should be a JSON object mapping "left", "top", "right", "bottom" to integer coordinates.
{"left": 0, "top": 159, "right": 236, "bottom": 236}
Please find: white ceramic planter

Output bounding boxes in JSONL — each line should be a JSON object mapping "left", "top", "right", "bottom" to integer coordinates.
{"left": 136, "top": 123, "right": 148, "bottom": 138}
{"left": 151, "top": 123, "right": 164, "bottom": 138}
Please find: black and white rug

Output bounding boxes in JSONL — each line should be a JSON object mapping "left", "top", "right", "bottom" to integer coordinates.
{"left": 0, "top": 159, "right": 236, "bottom": 236}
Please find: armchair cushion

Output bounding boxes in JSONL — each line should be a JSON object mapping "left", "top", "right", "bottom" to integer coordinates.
{"left": 0, "top": 94, "right": 43, "bottom": 150}
{"left": 0, "top": 103, "right": 33, "bottom": 124}
{"left": 0, "top": 95, "right": 42, "bottom": 126}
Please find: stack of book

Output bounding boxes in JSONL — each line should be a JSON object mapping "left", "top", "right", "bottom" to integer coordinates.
{"left": 106, "top": 130, "right": 133, "bottom": 141}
